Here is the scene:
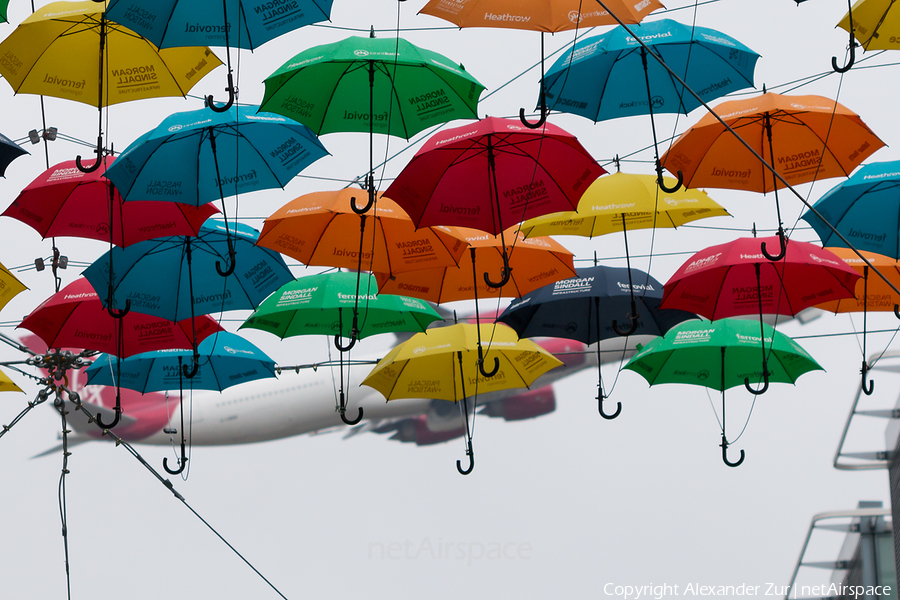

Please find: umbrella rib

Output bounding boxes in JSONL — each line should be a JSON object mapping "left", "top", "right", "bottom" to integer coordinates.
{"left": 374, "top": 61, "right": 413, "bottom": 141}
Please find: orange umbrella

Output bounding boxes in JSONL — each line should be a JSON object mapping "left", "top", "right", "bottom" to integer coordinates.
{"left": 374, "top": 227, "right": 576, "bottom": 303}
{"left": 418, "top": 0, "right": 663, "bottom": 126}
{"left": 256, "top": 189, "right": 469, "bottom": 275}
{"left": 660, "top": 91, "right": 884, "bottom": 260}
{"left": 816, "top": 247, "right": 900, "bottom": 396}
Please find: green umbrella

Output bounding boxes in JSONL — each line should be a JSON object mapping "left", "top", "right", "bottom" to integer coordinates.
{"left": 260, "top": 31, "right": 485, "bottom": 214}
{"left": 240, "top": 271, "right": 443, "bottom": 425}
{"left": 623, "top": 318, "right": 822, "bottom": 466}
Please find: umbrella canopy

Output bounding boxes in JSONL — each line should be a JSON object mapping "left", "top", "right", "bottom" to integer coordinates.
{"left": 3, "top": 158, "right": 219, "bottom": 246}
{"left": 624, "top": 318, "right": 822, "bottom": 466}
{"left": 519, "top": 170, "right": 730, "bottom": 238}
{"left": 84, "top": 331, "right": 276, "bottom": 393}
{"left": 801, "top": 159, "right": 900, "bottom": 259}
{"left": 816, "top": 248, "right": 900, "bottom": 314}
{"left": 104, "top": 104, "right": 329, "bottom": 207}
{"left": 240, "top": 272, "right": 443, "bottom": 341}
{"left": 541, "top": 18, "right": 759, "bottom": 122}
{"left": 837, "top": 0, "right": 900, "bottom": 51}
{"left": 260, "top": 35, "right": 485, "bottom": 139}
{"left": 418, "top": 0, "right": 662, "bottom": 32}
{"left": 105, "top": 0, "right": 333, "bottom": 51}
{"left": 0, "top": 131, "right": 28, "bottom": 177}
{"left": 255, "top": 189, "right": 468, "bottom": 275}
{"left": 18, "top": 278, "right": 222, "bottom": 358}
{"left": 0, "top": 0, "right": 222, "bottom": 107}
{"left": 0, "top": 259, "right": 27, "bottom": 313}
{"left": 82, "top": 218, "right": 294, "bottom": 322}
{"left": 0, "top": 369, "right": 22, "bottom": 393}
{"left": 660, "top": 236, "right": 860, "bottom": 319}
{"left": 660, "top": 92, "right": 884, "bottom": 193}
{"left": 374, "top": 227, "right": 576, "bottom": 303}
{"left": 385, "top": 116, "right": 605, "bottom": 236}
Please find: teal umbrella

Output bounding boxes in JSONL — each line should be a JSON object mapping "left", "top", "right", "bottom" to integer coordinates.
{"left": 624, "top": 318, "right": 822, "bottom": 466}
{"left": 240, "top": 271, "right": 443, "bottom": 424}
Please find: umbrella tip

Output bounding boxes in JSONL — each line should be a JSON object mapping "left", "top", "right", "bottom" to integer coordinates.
{"left": 370, "top": 25, "right": 375, "bottom": 38}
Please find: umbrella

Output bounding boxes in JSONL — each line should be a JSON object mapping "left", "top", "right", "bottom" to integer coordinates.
{"left": 660, "top": 91, "right": 884, "bottom": 260}
{"left": 104, "top": 104, "right": 328, "bottom": 274}
{"left": 833, "top": 0, "right": 900, "bottom": 71}
{"left": 106, "top": 0, "right": 333, "bottom": 110}
{"left": 385, "top": 116, "right": 604, "bottom": 286}
{"left": 0, "top": 131, "right": 28, "bottom": 177}
{"left": 255, "top": 188, "right": 468, "bottom": 276}
{"left": 0, "top": 259, "right": 27, "bottom": 313}
{"left": 240, "top": 271, "right": 443, "bottom": 424}
{"left": 260, "top": 33, "right": 485, "bottom": 214}
{"left": 18, "top": 278, "right": 222, "bottom": 358}
{"left": 815, "top": 247, "right": 900, "bottom": 395}
{"left": 3, "top": 158, "right": 219, "bottom": 246}
{"left": 0, "top": 369, "right": 22, "bottom": 393}
{"left": 540, "top": 18, "right": 759, "bottom": 189}
{"left": 0, "top": 0, "right": 222, "bottom": 172}
{"left": 497, "top": 265, "right": 698, "bottom": 418}
{"left": 520, "top": 169, "right": 730, "bottom": 333}
{"left": 85, "top": 330, "right": 276, "bottom": 474}
{"left": 800, "top": 159, "right": 900, "bottom": 260}
{"left": 660, "top": 235, "right": 858, "bottom": 393}
{"left": 361, "top": 322, "right": 564, "bottom": 474}
{"left": 623, "top": 318, "right": 822, "bottom": 466}
{"left": 419, "top": 0, "right": 663, "bottom": 127}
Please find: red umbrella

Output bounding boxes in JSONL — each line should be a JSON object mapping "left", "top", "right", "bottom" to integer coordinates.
{"left": 660, "top": 236, "right": 859, "bottom": 395}
{"left": 386, "top": 116, "right": 604, "bottom": 286}
{"left": 2, "top": 158, "right": 219, "bottom": 246}
{"left": 18, "top": 278, "right": 222, "bottom": 358}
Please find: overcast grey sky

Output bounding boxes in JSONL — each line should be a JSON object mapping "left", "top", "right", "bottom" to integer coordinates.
{"left": 0, "top": 1, "right": 898, "bottom": 598}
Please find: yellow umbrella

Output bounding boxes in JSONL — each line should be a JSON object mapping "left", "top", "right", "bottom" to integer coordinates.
{"left": 0, "top": 0, "right": 222, "bottom": 170}
{"left": 0, "top": 368, "right": 23, "bottom": 394}
{"left": 0, "top": 260, "right": 27, "bottom": 313}
{"left": 361, "top": 322, "right": 563, "bottom": 474}
{"left": 836, "top": 0, "right": 900, "bottom": 71}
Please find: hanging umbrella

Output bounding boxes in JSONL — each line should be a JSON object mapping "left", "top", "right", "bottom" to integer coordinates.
{"left": 497, "top": 265, "right": 698, "bottom": 418}
{"left": 361, "top": 322, "right": 564, "bottom": 474}
{"left": 419, "top": 0, "right": 663, "bottom": 127}
{"left": 240, "top": 271, "right": 443, "bottom": 425}
{"left": 18, "top": 278, "right": 222, "bottom": 358}
{"left": 540, "top": 19, "right": 758, "bottom": 189}
{"left": 0, "top": 131, "right": 28, "bottom": 177}
{"left": 660, "top": 235, "right": 858, "bottom": 394}
{"left": 0, "top": 369, "right": 22, "bottom": 393}
{"left": 0, "top": 259, "right": 27, "bottom": 313}
{"left": 104, "top": 104, "right": 328, "bottom": 274}
{"left": 832, "top": 0, "right": 900, "bottom": 71}
{"left": 520, "top": 169, "right": 730, "bottom": 333}
{"left": 255, "top": 188, "right": 468, "bottom": 276}
{"left": 815, "top": 247, "right": 900, "bottom": 395}
{"left": 0, "top": 0, "right": 222, "bottom": 171}
{"left": 3, "top": 158, "right": 219, "bottom": 246}
{"left": 260, "top": 32, "right": 486, "bottom": 214}
{"left": 385, "top": 116, "right": 604, "bottom": 286}
{"left": 623, "top": 318, "right": 822, "bottom": 466}
{"left": 800, "top": 159, "right": 900, "bottom": 260}
{"left": 660, "top": 91, "right": 884, "bottom": 260}
{"left": 106, "top": 0, "right": 334, "bottom": 110}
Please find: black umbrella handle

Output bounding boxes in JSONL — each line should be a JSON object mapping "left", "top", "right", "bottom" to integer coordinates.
{"left": 720, "top": 434, "right": 745, "bottom": 467}
{"left": 743, "top": 367, "right": 769, "bottom": 395}
{"left": 456, "top": 439, "right": 475, "bottom": 475}
{"left": 656, "top": 159, "right": 683, "bottom": 193}
{"left": 861, "top": 361, "right": 875, "bottom": 396}
{"left": 75, "top": 135, "right": 103, "bottom": 174}
{"left": 207, "top": 72, "right": 236, "bottom": 113}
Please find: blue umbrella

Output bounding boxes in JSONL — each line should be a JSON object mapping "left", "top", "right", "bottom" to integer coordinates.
{"left": 541, "top": 18, "right": 758, "bottom": 190}
{"left": 105, "top": 0, "right": 333, "bottom": 110}
{"left": 497, "top": 265, "right": 697, "bottom": 419}
{"left": 82, "top": 218, "right": 294, "bottom": 330}
{"left": 0, "top": 131, "right": 28, "bottom": 177}
{"left": 84, "top": 329, "right": 276, "bottom": 474}
{"left": 801, "top": 159, "right": 900, "bottom": 260}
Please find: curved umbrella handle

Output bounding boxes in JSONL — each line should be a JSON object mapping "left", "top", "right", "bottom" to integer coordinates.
{"left": 720, "top": 434, "right": 745, "bottom": 468}
{"left": 95, "top": 406, "right": 121, "bottom": 430}
{"left": 334, "top": 333, "right": 357, "bottom": 352}
{"left": 477, "top": 345, "right": 499, "bottom": 378}
{"left": 350, "top": 192, "right": 374, "bottom": 215}
{"left": 519, "top": 92, "right": 547, "bottom": 129}
{"left": 215, "top": 242, "right": 236, "bottom": 277}
{"left": 75, "top": 135, "right": 104, "bottom": 174}
{"left": 893, "top": 303, "right": 900, "bottom": 320}
{"left": 340, "top": 406, "right": 364, "bottom": 426}
{"left": 182, "top": 354, "right": 199, "bottom": 379}
{"left": 761, "top": 230, "right": 787, "bottom": 262}
{"left": 163, "top": 455, "right": 187, "bottom": 475}
{"left": 456, "top": 439, "right": 474, "bottom": 475}
{"left": 598, "top": 394, "right": 622, "bottom": 420}
{"left": 207, "top": 72, "right": 235, "bottom": 113}
{"left": 861, "top": 361, "right": 875, "bottom": 396}
{"left": 656, "top": 159, "right": 683, "bottom": 193}
{"left": 744, "top": 369, "right": 769, "bottom": 395}
{"left": 484, "top": 251, "right": 512, "bottom": 289}
{"left": 832, "top": 37, "right": 856, "bottom": 73}
{"left": 106, "top": 299, "right": 131, "bottom": 320}
{"left": 611, "top": 317, "right": 638, "bottom": 337}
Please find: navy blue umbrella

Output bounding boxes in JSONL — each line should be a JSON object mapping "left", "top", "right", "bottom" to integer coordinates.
{"left": 0, "top": 131, "right": 28, "bottom": 177}
{"left": 497, "top": 265, "right": 697, "bottom": 418}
